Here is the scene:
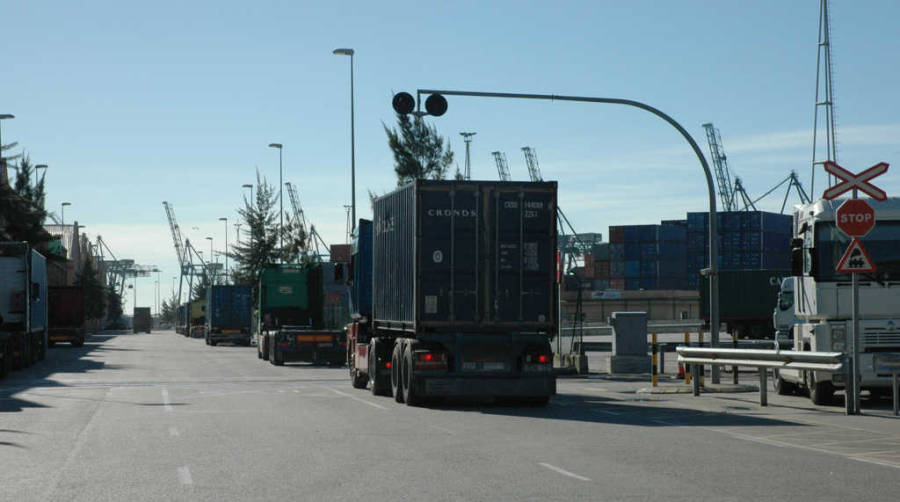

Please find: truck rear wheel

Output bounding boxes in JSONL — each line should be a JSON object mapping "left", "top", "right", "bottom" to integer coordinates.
{"left": 807, "top": 372, "right": 833, "bottom": 405}
{"left": 774, "top": 370, "right": 796, "bottom": 395}
{"left": 401, "top": 347, "right": 423, "bottom": 407}
{"left": 369, "top": 340, "right": 391, "bottom": 396}
{"left": 270, "top": 339, "right": 284, "bottom": 366}
{"left": 72, "top": 337, "right": 84, "bottom": 348}
{"left": 391, "top": 342, "right": 404, "bottom": 403}
{"left": 261, "top": 335, "right": 269, "bottom": 361}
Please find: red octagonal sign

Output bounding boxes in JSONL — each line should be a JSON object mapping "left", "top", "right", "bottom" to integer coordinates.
{"left": 836, "top": 199, "right": 876, "bottom": 237}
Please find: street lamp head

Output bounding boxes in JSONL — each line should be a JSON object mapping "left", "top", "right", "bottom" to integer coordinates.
{"left": 61, "top": 202, "right": 71, "bottom": 207}
{"left": 35, "top": 164, "right": 48, "bottom": 169}
{"left": 219, "top": 217, "right": 227, "bottom": 222}
{"left": 0, "top": 114, "right": 14, "bottom": 120}
{"left": 332, "top": 48, "right": 354, "bottom": 56}
{"left": 268, "top": 143, "right": 283, "bottom": 149}
{"left": 242, "top": 184, "right": 253, "bottom": 188}
{"left": 205, "top": 237, "right": 213, "bottom": 241}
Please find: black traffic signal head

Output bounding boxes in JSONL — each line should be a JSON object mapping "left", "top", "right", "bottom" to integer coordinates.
{"left": 392, "top": 92, "right": 415, "bottom": 115}
{"left": 424, "top": 93, "right": 447, "bottom": 116}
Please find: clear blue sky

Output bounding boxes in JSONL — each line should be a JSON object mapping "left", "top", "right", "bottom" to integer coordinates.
{"left": 3, "top": 1, "right": 899, "bottom": 312}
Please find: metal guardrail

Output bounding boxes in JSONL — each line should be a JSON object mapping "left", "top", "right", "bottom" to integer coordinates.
{"left": 560, "top": 321, "right": 703, "bottom": 336}
{"left": 676, "top": 346, "right": 845, "bottom": 406}
{"left": 574, "top": 339, "right": 794, "bottom": 354}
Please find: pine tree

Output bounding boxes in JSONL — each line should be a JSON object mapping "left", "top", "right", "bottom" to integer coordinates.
{"left": 2, "top": 154, "right": 50, "bottom": 244}
{"left": 384, "top": 113, "right": 454, "bottom": 185}
{"left": 105, "top": 286, "right": 123, "bottom": 323}
{"left": 228, "top": 171, "right": 281, "bottom": 298}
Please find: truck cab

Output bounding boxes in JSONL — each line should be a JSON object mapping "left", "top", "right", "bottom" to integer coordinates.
{"left": 776, "top": 198, "right": 900, "bottom": 404}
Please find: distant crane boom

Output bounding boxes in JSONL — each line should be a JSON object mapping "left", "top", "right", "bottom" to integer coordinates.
{"left": 163, "top": 201, "right": 189, "bottom": 303}
{"left": 702, "top": 122, "right": 737, "bottom": 211}
{"left": 491, "top": 151, "right": 511, "bottom": 181}
{"left": 522, "top": 146, "right": 542, "bottom": 182}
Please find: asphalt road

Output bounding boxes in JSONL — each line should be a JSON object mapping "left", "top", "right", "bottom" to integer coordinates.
{"left": 2, "top": 330, "right": 899, "bottom": 501}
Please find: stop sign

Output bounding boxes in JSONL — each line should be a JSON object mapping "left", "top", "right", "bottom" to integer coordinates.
{"left": 836, "top": 199, "right": 876, "bottom": 237}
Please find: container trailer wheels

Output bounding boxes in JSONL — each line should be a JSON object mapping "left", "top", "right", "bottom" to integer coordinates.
{"left": 401, "top": 344, "right": 423, "bottom": 407}
{"left": 391, "top": 343, "right": 404, "bottom": 403}
{"left": 369, "top": 339, "right": 391, "bottom": 396}
{"left": 773, "top": 369, "right": 796, "bottom": 395}
{"left": 269, "top": 336, "right": 284, "bottom": 366}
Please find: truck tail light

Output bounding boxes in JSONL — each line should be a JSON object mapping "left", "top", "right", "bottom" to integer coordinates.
{"left": 526, "top": 354, "right": 552, "bottom": 364}
{"left": 414, "top": 352, "right": 448, "bottom": 371}
{"left": 385, "top": 361, "right": 392, "bottom": 369}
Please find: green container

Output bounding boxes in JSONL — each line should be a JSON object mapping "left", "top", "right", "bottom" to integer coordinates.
{"left": 258, "top": 263, "right": 323, "bottom": 330}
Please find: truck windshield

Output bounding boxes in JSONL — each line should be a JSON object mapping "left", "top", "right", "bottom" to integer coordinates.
{"left": 815, "top": 222, "right": 900, "bottom": 281}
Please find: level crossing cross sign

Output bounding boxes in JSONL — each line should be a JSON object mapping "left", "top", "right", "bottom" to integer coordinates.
{"left": 823, "top": 161, "right": 889, "bottom": 201}
{"left": 836, "top": 238, "right": 877, "bottom": 274}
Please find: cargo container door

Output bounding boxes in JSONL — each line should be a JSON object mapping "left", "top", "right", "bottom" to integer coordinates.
{"left": 489, "top": 186, "right": 556, "bottom": 326}
{"left": 418, "top": 185, "right": 482, "bottom": 325}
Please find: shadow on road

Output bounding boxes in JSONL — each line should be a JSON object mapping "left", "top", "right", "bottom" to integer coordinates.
{"left": 431, "top": 392, "right": 808, "bottom": 429}
{"left": 0, "top": 330, "right": 131, "bottom": 413}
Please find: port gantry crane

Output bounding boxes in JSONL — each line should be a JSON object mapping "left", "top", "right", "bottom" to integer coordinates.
{"left": 522, "top": 146, "right": 542, "bottom": 182}
{"left": 702, "top": 122, "right": 756, "bottom": 212}
{"left": 285, "top": 182, "right": 330, "bottom": 261}
{"left": 491, "top": 151, "right": 511, "bottom": 181}
{"left": 163, "top": 201, "right": 191, "bottom": 304}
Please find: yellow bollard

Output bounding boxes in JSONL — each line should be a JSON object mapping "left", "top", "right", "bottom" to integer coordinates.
{"left": 683, "top": 331, "right": 691, "bottom": 384}
{"left": 651, "top": 333, "right": 658, "bottom": 387}
{"left": 698, "top": 331, "right": 705, "bottom": 387}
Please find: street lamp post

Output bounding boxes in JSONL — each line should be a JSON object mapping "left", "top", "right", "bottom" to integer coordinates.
{"left": 205, "top": 237, "right": 214, "bottom": 281}
{"left": 61, "top": 202, "right": 71, "bottom": 225}
{"left": 333, "top": 48, "right": 356, "bottom": 232}
{"left": 235, "top": 223, "right": 242, "bottom": 244}
{"left": 268, "top": 143, "right": 284, "bottom": 262}
{"left": 219, "top": 217, "right": 228, "bottom": 282}
{"left": 242, "top": 183, "right": 254, "bottom": 204}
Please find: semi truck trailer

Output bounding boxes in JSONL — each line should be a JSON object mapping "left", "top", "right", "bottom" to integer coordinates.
{"left": 776, "top": 197, "right": 900, "bottom": 404}
{"left": 205, "top": 285, "right": 252, "bottom": 346}
{"left": 346, "top": 180, "right": 558, "bottom": 406}
{"left": 48, "top": 286, "right": 87, "bottom": 347}
{"left": 133, "top": 307, "right": 151, "bottom": 334}
{"left": 256, "top": 263, "right": 345, "bottom": 366}
{"left": 701, "top": 269, "right": 790, "bottom": 339}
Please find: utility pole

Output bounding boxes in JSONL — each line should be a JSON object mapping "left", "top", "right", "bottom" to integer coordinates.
{"left": 811, "top": 0, "right": 838, "bottom": 194}
{"left": 460, "top": 132, "right": 476, "bottom": 180}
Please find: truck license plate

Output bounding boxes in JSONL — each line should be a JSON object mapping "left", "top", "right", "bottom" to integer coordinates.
{"left": 462, "top": 361, "right": 507, "bottom": 371}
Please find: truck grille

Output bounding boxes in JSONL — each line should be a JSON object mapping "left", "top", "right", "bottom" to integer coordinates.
{"left": 862, "top": 328, "right": 900, "bottom": 347}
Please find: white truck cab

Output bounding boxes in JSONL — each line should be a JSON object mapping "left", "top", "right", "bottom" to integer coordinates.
{"left": 776, "top": 198, "right": 900, "bottom": 404}
{"left": 773, "top": 277, "right": 795, "bottom": 345}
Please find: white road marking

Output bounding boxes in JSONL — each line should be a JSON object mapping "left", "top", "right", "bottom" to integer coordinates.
{"left": 169, "top": 426, "right": 180, "bottom": 437}
{"left": 177, "top": 465, "right": 193, "bottom": 485}
{"left": 538, "top": 462, "right": 592, "bottom": 481}
{"left": 429, "top": 425, "right": 455, "bottom": 434}
{"left": 581, "top": 386, "right": 610, "bottom": 393}
{"left": 326, "top": 387, "right": 388, "bottom": 410}
{"left": 161, "top": 387, "right": 173, "bottom": 412}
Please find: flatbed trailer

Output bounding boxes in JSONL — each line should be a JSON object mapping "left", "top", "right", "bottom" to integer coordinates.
{"left": 347, "top": 180, "right": 558, "bottom": 406}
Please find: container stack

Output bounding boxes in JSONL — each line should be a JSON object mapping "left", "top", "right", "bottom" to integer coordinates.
{"left": 608, "top": 223, "right": 687, "bottom": 291}
{"left": 686, "top": 211, "right": 792, "bottom": 288}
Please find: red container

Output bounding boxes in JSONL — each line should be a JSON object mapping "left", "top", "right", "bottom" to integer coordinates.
{"left": 583, "top": 253, "right": 595, "bottom": 278}
{"left": 330, "top": 244, "right": 352, "bottom": 263}
{"left": 609, "top": 226, "right": 625, "bottom": 243}
{"left": 594, "top": 260, "right": 610, "bottom": 279}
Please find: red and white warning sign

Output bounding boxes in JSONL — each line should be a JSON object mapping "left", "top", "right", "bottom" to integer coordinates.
{"left": 823, "top": 161, "right": 889, "bottom": 201}
{"left": 836, "top": 238, "right": 877, "bottom": 274}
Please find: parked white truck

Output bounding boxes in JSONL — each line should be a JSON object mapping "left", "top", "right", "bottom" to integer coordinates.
{"left": 0, "top": 242, "right": 48, "bottom": 376}
{"left": 775, "top": 198, "right": 900, "bottom": 404}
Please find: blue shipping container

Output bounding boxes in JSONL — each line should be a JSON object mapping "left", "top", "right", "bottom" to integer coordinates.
{"left": 625, "top": 261, "right": 641, "bottom": 278}
{"left": 352, "top": 219, "right": 373, "bottom": 318}
{"left": 207, "top": 285, "right": 252, "bottom": 330}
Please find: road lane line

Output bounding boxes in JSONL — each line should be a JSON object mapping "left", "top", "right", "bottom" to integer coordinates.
{"left": 326, "top": 387, "right": 388, "bottom": 410}
{"left": 177, "top": 466, "right": 193, "bottom": 485}
{"left": 169, "top": 426, "right": 180, "bottom": 437}
{"left": 538, "top": 462, "right": 591, "bottom": 482}
{"left": 161, "top": 387, "right": 173, "bottom": 412}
